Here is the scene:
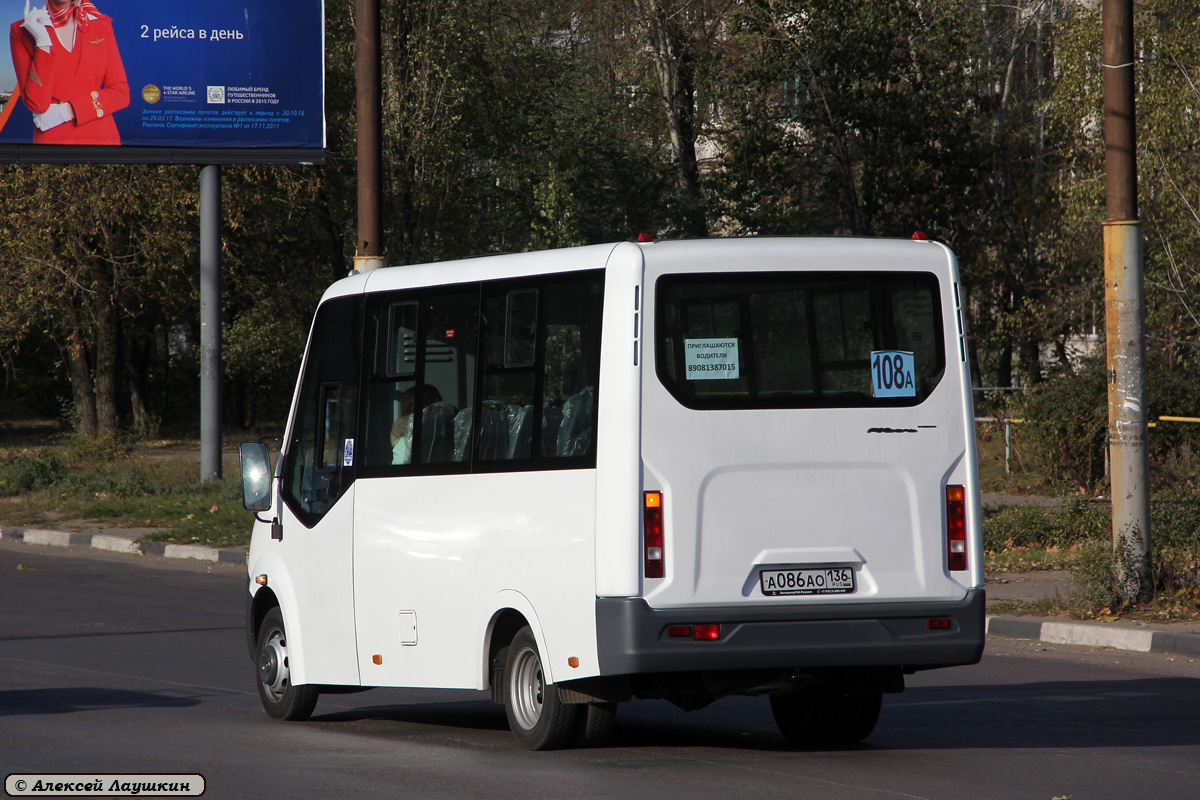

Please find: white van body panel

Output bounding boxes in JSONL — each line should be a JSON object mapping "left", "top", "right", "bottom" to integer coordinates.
{"left": 593, "top": 241, "right": 646, "bottom": 598}
{"left": 638, "top": 238, "right": 981, "bottom": 609}
{"left": 352, "top": 469, "right": 600, "bottom": 687}
{"left": 248, "top": 493, "right": 360, "bottom": 687}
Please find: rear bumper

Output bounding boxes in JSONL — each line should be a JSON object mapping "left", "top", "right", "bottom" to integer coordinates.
{"left": 595, "top": 588, "right": 986, "bottom": 676}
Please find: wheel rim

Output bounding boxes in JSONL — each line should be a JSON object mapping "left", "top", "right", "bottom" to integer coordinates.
{"left": 259, "top": 626, "right": 290, "bottom": 703}
{"left": 509, "top": 644, "right": 545, "bottom": 731}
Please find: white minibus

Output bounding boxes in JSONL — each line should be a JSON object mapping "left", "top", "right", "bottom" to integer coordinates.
{"left": 239, "top": 236, "right": 985, "bottom": 750}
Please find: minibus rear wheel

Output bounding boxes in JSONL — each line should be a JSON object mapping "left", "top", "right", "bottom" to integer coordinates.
{"left": 256, "top": 607, "right": 320, "bottom": 721}
{"left": 504, "top": 626, "right": 577, "bottom": 750}
{"left": 571, "top": 701, "right": 616, "bottom": 748}
{"left": 770, "top": 687, "right": 882, "bottom": 745}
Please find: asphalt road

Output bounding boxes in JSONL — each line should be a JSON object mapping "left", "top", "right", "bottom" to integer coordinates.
{"left": 2, "top": 540, "right": 1199, "bottom": 800}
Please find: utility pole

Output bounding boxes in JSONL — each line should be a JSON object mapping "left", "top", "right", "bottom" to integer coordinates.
{"left": 1102, "top": 0, "right": 1152, "bottom": 604}
{"left": 354, "top": 0, "right": 385, "bottom": 274}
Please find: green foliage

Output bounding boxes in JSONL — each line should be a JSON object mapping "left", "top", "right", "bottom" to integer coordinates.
{"left": 1069, "top": 541, "right": 1200, "bottom": 616}
{"left": 717, "top": 0, "right": 987, "bottom": 240}
{"left": 982, "top": 498, "right": 1108, "bottom": 552}
{"left": 983, "top": 491, "right": 1200, "bottom": 614}
{"left": 1008, "top": 361, "right": 1108, "bottom": 490}
{"left": 1001, "top": 354, "right": 1200, "bottom": 490}
{"left": 0, "top": 450, "right": 67, "bottom": 496}
{"left": 1149, "top": 486, "right": 1200, "bottom": 551}
{"left": 0, "top": 444, "right": 250, "bottom": 546}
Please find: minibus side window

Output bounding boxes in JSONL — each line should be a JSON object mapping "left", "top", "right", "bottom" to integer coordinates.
{"left": 280, "top": 296, "right": 361, "bottom": 527}
{"left": 475, "top": 271, "right": 603, "bottom": 468}
{"left": 360, "top": 288, "right": 478, "bottom": 473}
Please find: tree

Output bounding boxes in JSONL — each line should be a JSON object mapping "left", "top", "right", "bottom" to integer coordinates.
{"left": 717, "top": 1, "right": 988, "bottom": 239}
{"left": 628, "top": 0, "right": 731, "bottom": 237}
{"left": 0, "top": 164, "right": 197, "bottom": 438}
{"left": 1052, "top": 0, "right": 1200, "bottom": 375}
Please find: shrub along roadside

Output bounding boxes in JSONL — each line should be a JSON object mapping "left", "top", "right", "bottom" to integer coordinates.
{"left": 983, "top": 494, "right": 1200, "bottom": 618}
{"left": 0, "top": 445, "right": 249, "bottom": 548}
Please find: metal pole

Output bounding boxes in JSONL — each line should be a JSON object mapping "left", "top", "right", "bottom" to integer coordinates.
{"left": 354, "top": 0, "right": 385, "bottom": 273}
{"left": 200, "top": 164, "right": 223, "bottom": 483}
{"left": 1102, "top": 0, "right": 1152, "bottom": 604}
{"left": 1005, "top": 421, "right": 1011, "bottom": 475}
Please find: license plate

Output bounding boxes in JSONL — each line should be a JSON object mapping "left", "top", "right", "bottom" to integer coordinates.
{"left": 760, "top": 567, "right": 856, "bottom": 596}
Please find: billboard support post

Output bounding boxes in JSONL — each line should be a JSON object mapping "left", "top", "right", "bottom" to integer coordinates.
{"left": 200, "top": 164, "right": 222, "bottom": 484}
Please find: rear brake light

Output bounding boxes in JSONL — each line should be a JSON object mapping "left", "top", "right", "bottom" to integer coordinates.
{"left": 946, "top": 485, "right": 967, "bottom": 571}
{"left": 644, "top": 491, "right": 664, "bottom": 579}
{"left": 693, "top": 624, "right": 720, "bottom": 641}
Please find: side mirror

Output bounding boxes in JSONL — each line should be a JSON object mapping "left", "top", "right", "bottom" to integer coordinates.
{"left": 239, "top": 442, "right": 274, "bottom": 513}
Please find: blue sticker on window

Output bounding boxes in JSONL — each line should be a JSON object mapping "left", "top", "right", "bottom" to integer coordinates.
{"left": 870, "top": 351, "right": 916, "bottom": 397}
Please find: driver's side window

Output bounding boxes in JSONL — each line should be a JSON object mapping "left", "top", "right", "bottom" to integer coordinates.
{"left": 281, "top": 296, "right": 361, "bottom": 527}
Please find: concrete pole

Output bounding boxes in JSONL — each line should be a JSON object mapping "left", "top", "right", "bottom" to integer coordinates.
{"left": 354, "top": 0, "right": 385, "bottom": 273}
{"left": 200, "top": 164, "right": 223, "bottom": 484}
{"left": 1102, "top": 0, "right": 1152, "bottom": 604}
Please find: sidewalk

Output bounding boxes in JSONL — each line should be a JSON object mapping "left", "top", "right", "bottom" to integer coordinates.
{"left": 4, "top": 520, "right": 1199, "bottom": 659}
{"left": 985, "top": 569, "right": 1200, "bottom": 658}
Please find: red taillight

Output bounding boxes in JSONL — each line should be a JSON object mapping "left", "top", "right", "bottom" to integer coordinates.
{"left": 928, "top": 617, "right": 952, "bottom": 630}
{"left": 693, "top": 624, "right": 720, "bottom": 641}
{"left": 947, "top": 485, "right": 967, "bottom": 571}
{"left": 644, "top": 491, "right": 664, "bottom": 579}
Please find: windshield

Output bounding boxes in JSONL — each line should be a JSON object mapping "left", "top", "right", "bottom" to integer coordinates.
{"left": 655, "top": 271, "right": 946, "bottom": 409}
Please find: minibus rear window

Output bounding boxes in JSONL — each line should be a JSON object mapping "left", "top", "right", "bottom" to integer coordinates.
{"left": 655, "top": 271, "right": 945, "bottom": 409}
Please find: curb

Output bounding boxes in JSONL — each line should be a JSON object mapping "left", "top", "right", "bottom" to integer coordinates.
{"left": 987, "top": 615, "right": 1200, "bottom": 658}
{"left": 1, "top": 526, "right": 247, "bottom": 565}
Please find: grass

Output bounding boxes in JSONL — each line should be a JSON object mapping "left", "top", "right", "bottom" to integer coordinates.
{"left": 0, "top": 437, "right": 253, "bottom": 548}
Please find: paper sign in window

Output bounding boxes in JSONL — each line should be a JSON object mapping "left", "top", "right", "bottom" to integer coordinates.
{"left": 871, "top": 350, "right": 917, "bottom": 397}
{"left": 684, "top": 338, "right": 740, "bottom": 380}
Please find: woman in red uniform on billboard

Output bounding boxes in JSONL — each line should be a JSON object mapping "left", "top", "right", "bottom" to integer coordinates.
{"left": 9, "top": 0, "right": 128, "bottom": 144}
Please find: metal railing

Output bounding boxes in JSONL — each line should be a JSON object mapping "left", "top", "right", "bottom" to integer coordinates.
{"left": 975, "top": 414, "right": 1198, "bottom": 474}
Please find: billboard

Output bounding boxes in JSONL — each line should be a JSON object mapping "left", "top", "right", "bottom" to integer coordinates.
{"left": 0, "top": 0, "right": 325, "bottom": 163}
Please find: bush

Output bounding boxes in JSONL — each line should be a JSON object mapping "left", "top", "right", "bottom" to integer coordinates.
{"left": 1008, "top": 355, "right": 1200, "bottom": 491}
{"left": 1150, "top": 486, "right": 1200, "bottom": 550}
{"left": 1008, "top": 361, "right": 1108, "bottom": 491}
{"left": 983, "top": 489, "right": 1200, "bottom": 615}
{"left": 982, "top": 498, "right": 1108, "bottom": 551}
{"left": 1069, "top": 541, "right": 1200, "bottom": 615}
{"left": 0, "top": 449, "right": 67, "bottom": 496}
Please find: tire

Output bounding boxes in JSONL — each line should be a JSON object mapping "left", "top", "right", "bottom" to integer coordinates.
{"left": 770, "top": 688, "right": 882, "bottom": 746}
{"left": 256, "top": 607, "right": 320, "bottom": 721}
{"left": 503, "top": 626, "right": 578, "bottom": 750}
{"left": 571, "top": 702, "right": 617, "bottom": 748}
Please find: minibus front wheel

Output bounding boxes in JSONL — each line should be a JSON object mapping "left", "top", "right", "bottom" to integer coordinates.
{"left": 256, "top": 607, "right": 320, "bottom": 721}
{"left": 504, "top": 626, "right": 577, "bottom": 750}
